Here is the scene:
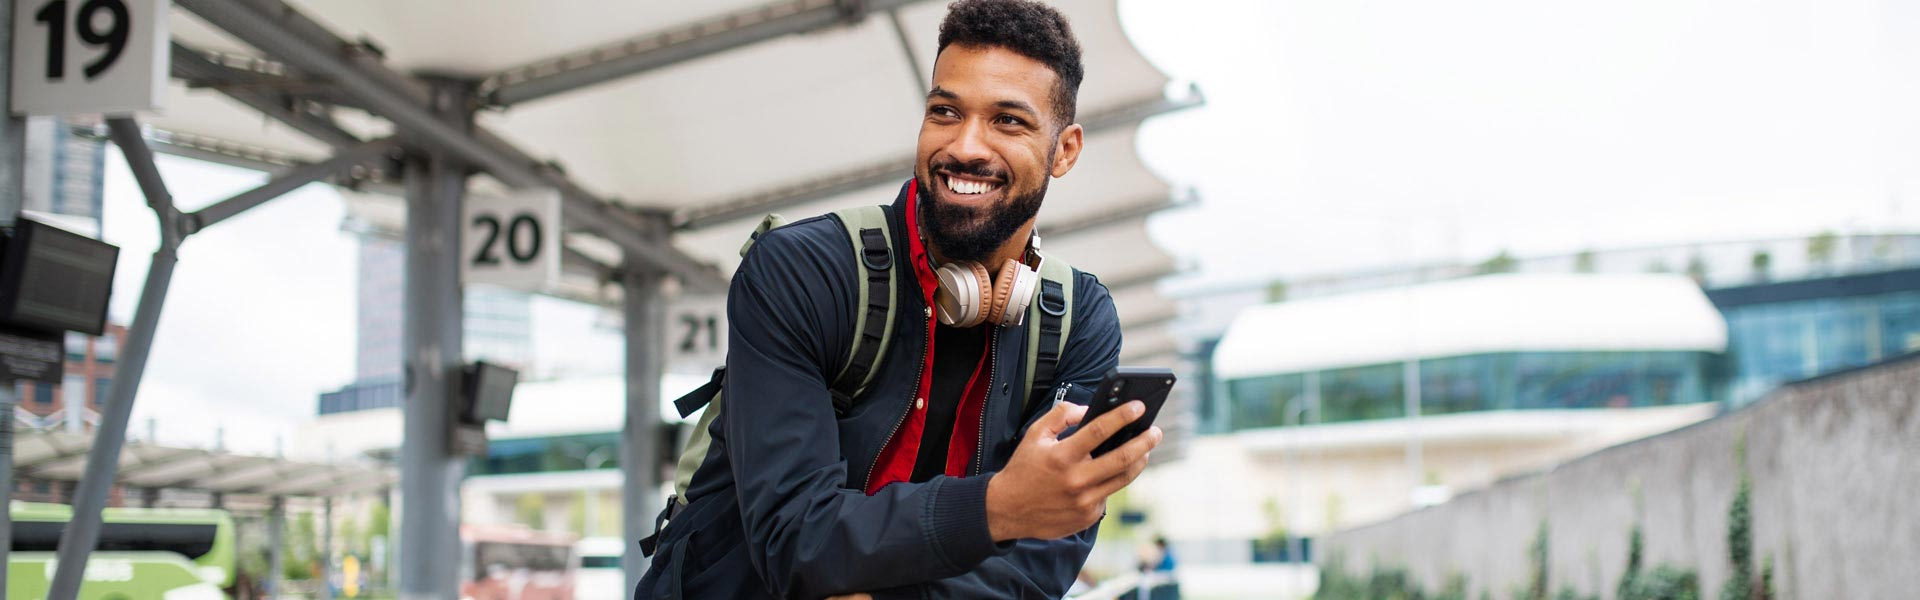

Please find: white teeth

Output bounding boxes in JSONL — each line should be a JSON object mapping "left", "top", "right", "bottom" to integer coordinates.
{"left": 945, "top": 176, "right": 996, "bottom": 195}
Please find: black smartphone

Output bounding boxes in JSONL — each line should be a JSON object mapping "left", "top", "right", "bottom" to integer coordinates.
{"left": 1073, "top": 367, "right": 1176, "bottom": 458}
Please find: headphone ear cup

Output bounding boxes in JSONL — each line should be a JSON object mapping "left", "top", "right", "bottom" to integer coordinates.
{"left": 999, "top": 262, "right": 1039, "bottom": 327}
{"left": 935, "top": 261, "right": 992, "bottom": 327}
{"left": 964, "top": 261, "right": 993, "bottom": 327}
{"left": 987, "top": 259, "right": 1027, "bottom": 325}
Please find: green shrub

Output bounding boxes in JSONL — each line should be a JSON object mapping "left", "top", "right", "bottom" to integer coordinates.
{"left": 1623, "top": 566, "right": 1700, "bottom": 600}
{"left": 1722, "top": 430, "right": 1756, "bottom": 600}
{"left": 1526, "top": 521, "right": 1550, "bottom": 600}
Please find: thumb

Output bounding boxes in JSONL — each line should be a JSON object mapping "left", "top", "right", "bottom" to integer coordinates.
{"left": 1031, "top": 399, "right": 1086, "bottom": 442}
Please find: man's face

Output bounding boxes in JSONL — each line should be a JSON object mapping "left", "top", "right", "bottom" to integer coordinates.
{"left": 916, "top": 44, "right": 1082, "bottom": 262}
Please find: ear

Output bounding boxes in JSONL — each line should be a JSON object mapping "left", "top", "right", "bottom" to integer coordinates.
{"left": 1050, "top": 123, "right": 1084, "bottom": 178}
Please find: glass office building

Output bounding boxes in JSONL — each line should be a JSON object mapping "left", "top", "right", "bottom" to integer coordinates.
{"left": 1709, "top": 267, "right": 1920, "bottom": 406}
{"left": 1210, "top": 274, "right": 1729, "bottom": 432}
{"left": 1222, "top": 350, "right": 1721, "bottom": 431}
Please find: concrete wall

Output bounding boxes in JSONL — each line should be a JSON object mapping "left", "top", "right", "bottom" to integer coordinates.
{"left": 1318, "top": 355, "right": 1920, "bottom": 599}
{"left": 1129, "top": 404, "right": 1714, "bottom": 547}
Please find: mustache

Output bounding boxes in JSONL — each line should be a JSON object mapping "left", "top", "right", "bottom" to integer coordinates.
{"left": 930, "top": 157, "right": 1007, "bottom": 182}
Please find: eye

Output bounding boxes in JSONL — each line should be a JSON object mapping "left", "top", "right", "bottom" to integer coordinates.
{"left": 994, "top": 114, "right": 1027, "bottom": 127}
{"left": 929, "top": 105, "right": 959, "bottom": 119}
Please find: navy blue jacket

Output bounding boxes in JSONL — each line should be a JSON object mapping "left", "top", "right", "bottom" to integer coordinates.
{"left": 636, "top": 182, "right": 1124, "bottom": 599}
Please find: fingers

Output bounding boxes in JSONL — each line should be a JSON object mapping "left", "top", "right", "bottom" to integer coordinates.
{"left": 1060, "top": 400, "right": 1144, "bottom": 455}
{"left": 1030, "top": 399, "right": 1087, "bottom": 442}
{"left": 1091, "top": 448, "right": 1152, "bottom": 500}
{"left": 1089, "top": 426, "right": 1161, "bottom": 497}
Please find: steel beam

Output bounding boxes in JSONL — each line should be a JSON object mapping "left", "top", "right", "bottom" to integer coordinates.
{"left": 676, "top": 86, "right": 1205, "bottom": 230}
{"left": 621, "top": 268, "right": 668, "bottom": 591}
{"left": 176, "top": 0, "right": 726, "bottom": 293}
{"left": 190, "top": 138, "right": 396, "bottom": 231}
{"left": 1044, "top": 191, "right": 1193, "bottom": 239}
{"left": 483, "top": 0, "right": 929, "bottom": 106}
{"left": 1097, "top": 263, "right": 1184, "bottom": 294}
{"left": 75, "top": 124, "right": 410, "bottom": 199}
{"left": 48, "top": 119, "right": 187, "bottom": 600}
{"left": 171, "top": 43, "right": 366, "bottom": 148}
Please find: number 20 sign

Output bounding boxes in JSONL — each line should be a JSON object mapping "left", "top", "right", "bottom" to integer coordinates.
{"left": 463, "top": 188, "right": 561, "bottom": 291}
{"left": 11, "top": 0, "right": 167, "bottom": 116}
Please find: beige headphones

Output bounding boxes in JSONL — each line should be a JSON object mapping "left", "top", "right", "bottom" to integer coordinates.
{"left": 932, "top": 234, "right": 1044, "bottom": 328}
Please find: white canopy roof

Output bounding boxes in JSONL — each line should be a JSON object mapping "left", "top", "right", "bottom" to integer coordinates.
{"left": 153, "top": 0, "right": 1191, "bottom": 363}
{"left": 1213, "top": 273, "right": 1730, "bottom": 380}
{"left": 12, "top": 429, "right": 395, "bottom": 498}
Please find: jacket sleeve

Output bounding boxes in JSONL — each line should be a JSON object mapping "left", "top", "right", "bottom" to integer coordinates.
{"left": 883, "top": 273, "right": 1125, "bottom": 599}
{"left": 722, "top": 228, "right": 1006, "bottom": 599}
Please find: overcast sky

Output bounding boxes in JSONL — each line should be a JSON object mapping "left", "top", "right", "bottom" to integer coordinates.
{"left": 1125, "top": 0, "right": 1920, "bottom": 290}
{"left": 92, "top": 0, "right": 1920, "bottom": 454}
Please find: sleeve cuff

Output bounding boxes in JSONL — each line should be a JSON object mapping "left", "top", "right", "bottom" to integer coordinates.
{"left": 926, "top": 473, "right": 1007, "bottom": 571}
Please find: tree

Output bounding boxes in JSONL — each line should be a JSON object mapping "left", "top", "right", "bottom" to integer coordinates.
{"left": 1574, "top": 250, "right": 1597, "bottom": 273}
{"left": 1265, "top": 279, "right": 1288, "bottom": 303}
{"left": 1750, "top": 251, "right": 1772, "bottom": 283}
{"left": 1806, "top": 230, "right": 1838, "bottom": 271}
{"left": 1686, "top": 253, "right": 1709, "bottom": 284}
{"left": 515, "top": 494, "right": 546, "bottom": 530}
{"left": 1477, "top": 250, "right": 1518, "bottom": 275}
{"left": 284, "top": 511, "right": 320, "bottom": 581}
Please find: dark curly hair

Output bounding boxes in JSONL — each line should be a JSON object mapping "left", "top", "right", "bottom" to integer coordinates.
{"left": 936, "top": 0, "right": 1084, "bottom": 129}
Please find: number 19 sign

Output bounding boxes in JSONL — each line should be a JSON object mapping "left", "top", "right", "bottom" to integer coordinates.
{"left": 11, "top": 0, "right": 167, "bottom": 116}
{"left": 463, "top": 188, "right": 561, "bottom": 291}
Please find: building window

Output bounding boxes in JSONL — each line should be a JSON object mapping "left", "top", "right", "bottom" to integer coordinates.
{"left": 65, "top": 332, "right": 88, "bottom": 362}
{"left": 32, "top": 384, "right": 53, "bottom": 406}
{"left": 62, "top": 375, "right": 85, "bottom": 407}
{"left": 93, "top": 378, "right": 111, "bottom": 408}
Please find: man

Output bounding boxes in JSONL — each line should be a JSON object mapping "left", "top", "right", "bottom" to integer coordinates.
{"left": 636, "top": 1, "right": 1161, "bottom": 597}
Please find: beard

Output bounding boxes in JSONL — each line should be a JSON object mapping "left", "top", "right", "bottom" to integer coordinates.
{"left": 918, "top": 160, "right": 1049, "bottom": 263}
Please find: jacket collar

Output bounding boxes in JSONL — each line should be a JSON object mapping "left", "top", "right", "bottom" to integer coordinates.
{"left": 893, "top": 179, "right": 940, "bottom": 305}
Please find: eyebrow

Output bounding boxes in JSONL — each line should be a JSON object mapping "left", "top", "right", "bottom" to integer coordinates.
{"left": 926, "top": 86, "right": 1041, "bottom": 119}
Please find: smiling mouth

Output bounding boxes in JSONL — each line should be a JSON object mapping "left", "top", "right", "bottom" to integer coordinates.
{"left": 938, "top": 172, "right": 1004, "bottom": 197}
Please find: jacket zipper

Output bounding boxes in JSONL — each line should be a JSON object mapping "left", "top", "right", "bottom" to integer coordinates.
{"left": 1054, "top": 383, "right": 1073, "bottom": 405}
{"left": 864, "top": 305, "right": 935, "bottom": 491}
{"left": 972, "top": 327, "right": 1000, "bottom": 475}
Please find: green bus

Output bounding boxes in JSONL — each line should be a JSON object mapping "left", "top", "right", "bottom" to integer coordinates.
{"left": 8, "top": 502, "right": 236, "bottom": 600}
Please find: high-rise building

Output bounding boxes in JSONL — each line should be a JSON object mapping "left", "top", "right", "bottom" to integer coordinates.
{"left": 20, "top": 117, "right": 106, "bottom": 234}
{"left": 319, "top": 235, "right": 533, "bottom": 416}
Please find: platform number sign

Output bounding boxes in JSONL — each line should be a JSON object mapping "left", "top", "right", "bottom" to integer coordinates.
{"left": 668, "top": 294, "right": 727, "bottom": 372}
{"left": 462, "top": 188, "right": 561, "bottom": 291}
{"left": 11, "top": 0, "right": 166, "bottom": 116}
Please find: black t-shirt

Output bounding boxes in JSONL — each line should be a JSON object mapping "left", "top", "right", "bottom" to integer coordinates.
{"left": 911, "top": 323, "right": 988, "bottom": 483}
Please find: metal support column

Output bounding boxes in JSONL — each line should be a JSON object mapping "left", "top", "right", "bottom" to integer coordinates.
{"left": 397, "top": 78, "right": 471, "bottom": 600}
{"left": 0, "top": 385, "right": 15, "bottom": 595}
{"left": 49, "top": 119, "right": 186, "bottom": 600}
{"left": 620, "top": 268, "right": 667, "bottom": 592}
{"left": 267, "top": 497, "right": 286, "bottom": 599}
{"left": 321, "top": 496, "right": 335, "bottom": 600}
{"left": 0, "top": 0, "right": 25, "bottom": 588}
{"left": 0, "top": 0, "right": 25, "bottom": 229}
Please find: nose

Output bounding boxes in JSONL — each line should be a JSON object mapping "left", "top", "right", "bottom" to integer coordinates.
{"left": 944, "top": 117, "right": 993, "bottom": 167}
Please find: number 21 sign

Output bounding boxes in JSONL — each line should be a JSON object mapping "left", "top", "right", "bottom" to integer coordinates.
{"left": 11, "top": 0, "right": 167, "bottom": 116}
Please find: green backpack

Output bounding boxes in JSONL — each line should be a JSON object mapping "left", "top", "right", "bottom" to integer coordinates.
{"left": 641, "top": 205, "right": 1076, "bottom": 555}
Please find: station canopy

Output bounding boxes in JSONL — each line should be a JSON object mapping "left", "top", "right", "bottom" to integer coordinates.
{"left": 148, "top": 0, "right": 1194, "bottom": 367}
{"left": 11, "top": 429, "right": 396, "bottom": 498}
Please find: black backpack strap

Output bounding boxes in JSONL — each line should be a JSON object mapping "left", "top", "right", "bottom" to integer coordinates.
{"left": 671, "top": 367, "right": 726, "bottom": 418}
{"left": 1030, "top": 279, "right": 1069, "bottom": 401}
{"left": 827, "top": 206, "right": 899, "bottom": 415}
{"left": 1023, "top": 249, "right": 1076, "bottom": 411}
